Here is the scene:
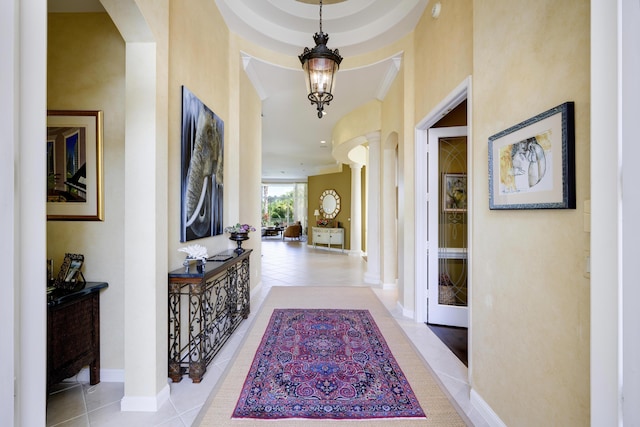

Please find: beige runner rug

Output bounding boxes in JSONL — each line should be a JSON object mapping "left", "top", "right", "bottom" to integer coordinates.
{"left": 196, "top": 286, "right": 469, "bottom": 426}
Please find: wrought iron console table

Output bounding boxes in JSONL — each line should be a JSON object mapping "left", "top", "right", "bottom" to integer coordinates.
{"left": 168, "top": 249, "right": 251, "bottom": 383}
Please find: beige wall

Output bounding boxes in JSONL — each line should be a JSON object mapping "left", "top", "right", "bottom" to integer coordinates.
{"left": 237, "top": 44, "right": 263, "bottom": 286}
{"left": 332, "top": 101, "right": 381, "bottom": 149}
{"left": 308, "top": 165, "right": 352, "bottom": 249}
{"left": 47, "top": 13, "right": 126, "bottom": 370}
{"left": 380, "top": 56, "right": 404, "bottom": 298}
{"left": 167, "top": 0, "right": 263, "bottom": 281}
{"left": 381, "top": 62, "right": 405, "bottom": 147}
{"left": 413, "top": 0, "right": 473, "bottom": 122}
{"left": 168, "top": 0, "right": 231, "bottom": 268}
{"left": 471, "top": 0, "right": 590, "bottom": 425}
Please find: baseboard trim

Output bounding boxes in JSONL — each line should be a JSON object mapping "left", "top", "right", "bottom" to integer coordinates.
{"left": 396, "top": 300, "right": 414, "bottom": 319}
{"left": 76, "top": 368, "right": 124, "bottom": 383}
{"left": 250, "top": 282, "right": 263, "bottom": 300}
{"left": 120, "top": 383, "right": 170, "bottom": 412}
{"left": 363, "top": 272, "right": 381, "bottom": 286}
{"left": 75, "top": 368, "right": 171, "bottom": 412}
{"left": 470, "top": 388, "right": 506, "bottom": 427}
{"left": 381, "top": 281, "right": 396, "bottom": 290}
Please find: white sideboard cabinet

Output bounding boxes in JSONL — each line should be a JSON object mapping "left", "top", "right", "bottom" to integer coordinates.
{"left": 312, "top": 227, "right": 344, "bottom": 251}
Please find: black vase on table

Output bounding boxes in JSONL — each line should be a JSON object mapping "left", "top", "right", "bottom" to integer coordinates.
{"left": 229, "top": 232, "right": 249, "bottom": 253}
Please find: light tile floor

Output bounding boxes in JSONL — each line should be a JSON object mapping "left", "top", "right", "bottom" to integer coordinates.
{"left": 47, "top": 240, "right": 488, "bottom": 426}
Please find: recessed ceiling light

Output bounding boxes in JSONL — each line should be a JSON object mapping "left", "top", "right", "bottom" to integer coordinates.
{"left": 320, "top": 140, "right": 326, "bottom": 144}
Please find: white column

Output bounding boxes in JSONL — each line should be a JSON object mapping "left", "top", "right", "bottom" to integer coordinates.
{"left": 621, "top": 2, "right": 640, "bottom": 425}
{"left": 102, "top": 0, "right": 170, "bottom": 411}
{"left": 382, "top": 143, "right": 398, "bottom": 289}
{"left": 122, "top": 41, "right": 169, "bottom": 412}
{"left": 364, "top": 132, "right": 381, "bottom": 285}
{"left": 591, "top": 0, "right": 624, "bottom": 424}
{"left": 349, "top": 163, "right": 363, "bottom": 255}
{"left": 4, "top": 0, "right": 48, "bottom": 424}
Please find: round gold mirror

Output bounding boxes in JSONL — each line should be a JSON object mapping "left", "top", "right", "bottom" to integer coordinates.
{"left": 319, "top": 189, "right": 340, "bottom": 219}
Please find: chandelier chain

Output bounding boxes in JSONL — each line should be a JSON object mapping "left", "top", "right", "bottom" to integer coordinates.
{"left": 319, "top": 0, "right": 323, "bottom": 33}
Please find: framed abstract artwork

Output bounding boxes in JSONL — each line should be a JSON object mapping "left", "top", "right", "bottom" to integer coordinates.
{"left": 180, "top": 86, "right": 224, "bottom": 242}
{"left": 47, "top": 110, "right": 104, "bottom": 221}
{"left": 488, "top": 102, "right": 575, "bottom": 210}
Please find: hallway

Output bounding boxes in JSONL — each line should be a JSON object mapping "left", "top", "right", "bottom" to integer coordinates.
{"left": 46, "top": 241, "right": 485, "bottom": 426}
{"left": 260, "top": 238, "right": 367, "bottom": 287}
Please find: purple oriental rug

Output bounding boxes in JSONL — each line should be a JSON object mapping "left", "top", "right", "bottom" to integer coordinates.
{"left": 232, "top": 308, "right": 426, "bottom": 420}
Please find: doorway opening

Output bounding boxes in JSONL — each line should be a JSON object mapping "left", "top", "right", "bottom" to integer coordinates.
{"left": 414, "top": 77, "right": 472, "bottom": 369}
{"left": 427, "top": 125, "right": 468, "bottom": 327}
{"left": 426, "top": 323, "right": 468, "bottom": 366}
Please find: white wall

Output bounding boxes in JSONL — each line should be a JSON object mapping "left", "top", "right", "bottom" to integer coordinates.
{"left": 590, "top": 0, "right": 621, "bottom": 424}
{"left": 591, "top": 0, "right": 640, "bottom": 425}
{"left": 2, "top": 0, "right": 48, "bottom": 424}
{"left": 621, "top": 0, "right": 640, "bottom": 423}
{"left": 0, "top": 2, "right": 18, "bottom": 424}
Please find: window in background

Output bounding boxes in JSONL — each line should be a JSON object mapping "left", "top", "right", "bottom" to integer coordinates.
{"left": 261, "top": 183, "right": 308, "bottom": 230}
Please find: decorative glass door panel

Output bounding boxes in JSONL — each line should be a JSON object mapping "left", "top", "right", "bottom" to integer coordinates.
{"left": 439, "top": 137, "right": 467, "bottom": 307}
{"left": 427, "top": 128, "right": 468, "bottom": 327}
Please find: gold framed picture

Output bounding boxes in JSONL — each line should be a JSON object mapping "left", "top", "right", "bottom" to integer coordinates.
{"left": 47, "top": 110, "right": 104, "bottom": 221}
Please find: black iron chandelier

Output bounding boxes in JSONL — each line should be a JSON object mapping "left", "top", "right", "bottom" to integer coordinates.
{"left": 298, "top": 0, "right": 343, "bottom": 118}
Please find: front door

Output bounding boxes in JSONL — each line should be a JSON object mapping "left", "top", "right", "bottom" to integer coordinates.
{"left": 427, "top": 126, "right": 468, "bottom": 327}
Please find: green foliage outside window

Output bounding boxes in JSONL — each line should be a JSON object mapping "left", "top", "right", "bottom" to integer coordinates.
{"left": 264, "top": 190, "right": 294, "bottom": 224}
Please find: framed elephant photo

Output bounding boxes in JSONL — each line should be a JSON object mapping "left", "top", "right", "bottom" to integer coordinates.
{"left": 179, "top": 86, "right": 224, "bottom": 242}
